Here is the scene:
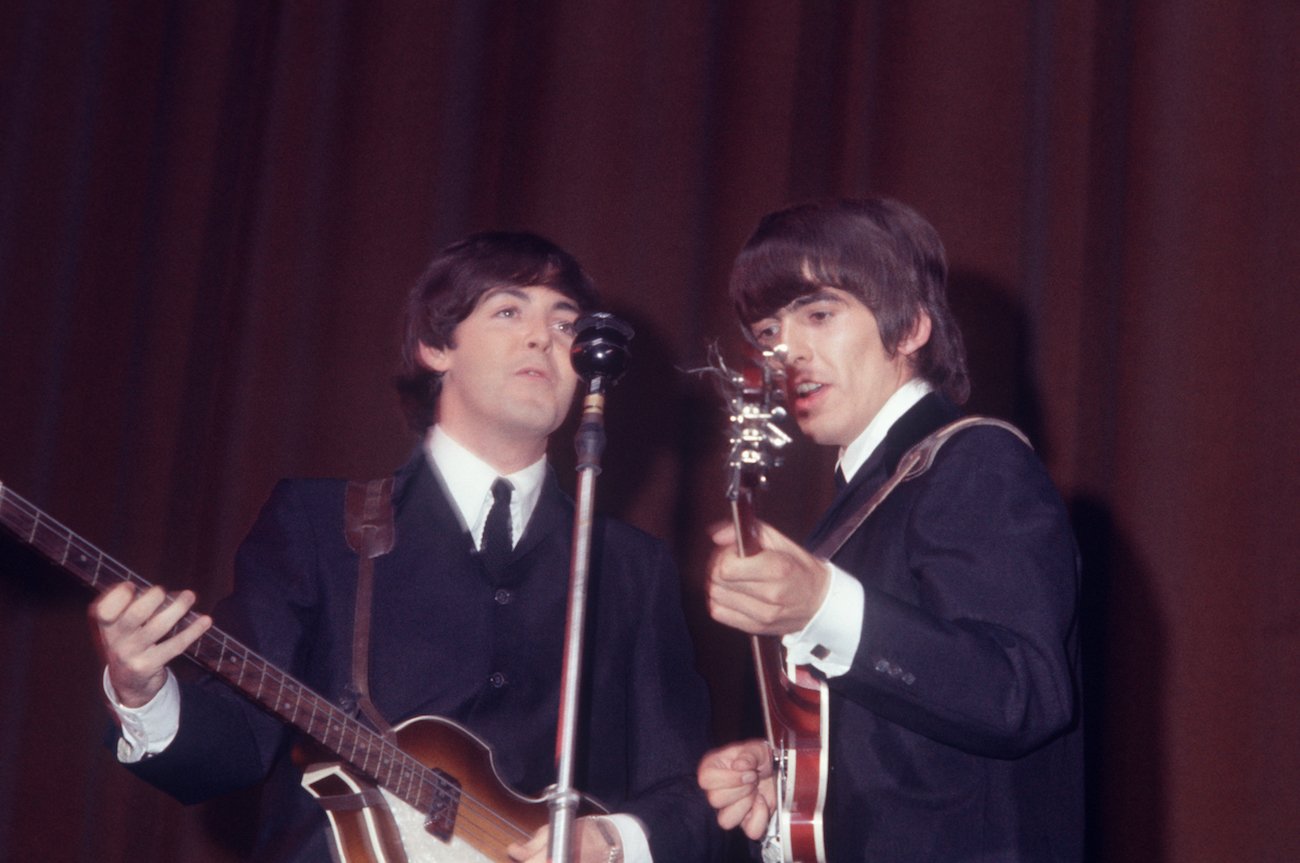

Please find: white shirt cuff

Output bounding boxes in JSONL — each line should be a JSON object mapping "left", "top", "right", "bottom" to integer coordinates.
{"left": 781, "top": 562, "right": 864, "bottom": 677}
{"left": 605, "top": 812, "right": 652, "bottom": 863}
{"left": 104, "top": 667, "right": 180, "bottom": 762}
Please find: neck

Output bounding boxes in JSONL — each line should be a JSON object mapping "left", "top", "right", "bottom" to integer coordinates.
{"left": 436, "top": 423, "right": 548, "bottom": 475}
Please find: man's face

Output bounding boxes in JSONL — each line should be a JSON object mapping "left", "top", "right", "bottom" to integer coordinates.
{"left": 750, "top": 287, "right": 927, "bottom": 448}
{"left": 420, "top": 285, "right": 581, "bottom": 452}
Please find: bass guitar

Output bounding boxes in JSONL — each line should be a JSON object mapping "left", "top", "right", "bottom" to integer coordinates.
{"left": 709, "top": 349, "right": 828, "bottom": 863}
{"left": 0, "top": 481, "right": 598, "bottom": 863}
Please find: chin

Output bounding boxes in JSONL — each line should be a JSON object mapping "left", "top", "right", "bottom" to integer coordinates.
{"left": 800, "top": 423, "right": 848, "bottom": 448}
{"left": 505, "top": 409, "right": 566, "bottom": 439}
{"left": 795, "top": 417, "right": 827, "bottom": 443}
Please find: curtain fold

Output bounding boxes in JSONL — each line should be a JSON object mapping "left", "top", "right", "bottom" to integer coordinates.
{"left": 1, "top": 2, "right": 1295, "bottom": 860}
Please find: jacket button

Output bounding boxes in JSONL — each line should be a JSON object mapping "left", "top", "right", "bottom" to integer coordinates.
{"left": 494, "top": 588, "right": 513, "bottom": 605}
{"left": 488, "top": 672, "right": 507, "bottom": 688}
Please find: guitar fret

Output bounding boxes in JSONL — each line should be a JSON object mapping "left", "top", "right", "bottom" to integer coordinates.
{"left": 274, "top": 675, "right": 289, "bottom": 715}
{"left": 374, "top": 746, "right": 389, "bottom": 787}
{"left": 359, "top": 739, "right": 374, "bottom": 776}
{"left": 29, "top": 519, "right": 62, "bottom": 561}
{"left": 397, "top": 752, "right": 417, "bottom": 803}
{"left": 389, "top": 752, "right": 403, "bottom": 799}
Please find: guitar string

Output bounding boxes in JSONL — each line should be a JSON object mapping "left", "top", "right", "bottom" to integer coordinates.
{"left": 1, "top": 486, "right": 537, "bottom": 850}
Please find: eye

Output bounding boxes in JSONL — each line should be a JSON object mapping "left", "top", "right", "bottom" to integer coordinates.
{"left": 752, "top": 321, "right": 781, "bottom": 345}
{"left": 552, "top": 318, "right": 577, "bottom": 337}
{"left": 492, "top": 304, "right": 520, "bottom": 319}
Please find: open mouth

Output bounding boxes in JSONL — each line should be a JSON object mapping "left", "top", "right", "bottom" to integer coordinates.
{"left": 794, "top": 381, "right": 825, "bottom": 399}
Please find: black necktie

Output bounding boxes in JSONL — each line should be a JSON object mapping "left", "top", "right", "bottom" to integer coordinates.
{"left": 480, "top": 478, "right": 513, "bottom": 578}
{"left": 834, "top": 466, "right": 848, "bottom": 490}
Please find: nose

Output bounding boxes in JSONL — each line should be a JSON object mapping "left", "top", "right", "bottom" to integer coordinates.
{"left": 779, "top": 324, "right": 809, "bottom": 366}
{"left": 524, "top": 314, "right": 553, "bottom": 351}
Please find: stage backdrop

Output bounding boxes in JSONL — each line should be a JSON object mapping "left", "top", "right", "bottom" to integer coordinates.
{"left": 1, "top": 3, "right": 1296, "bottom": 861}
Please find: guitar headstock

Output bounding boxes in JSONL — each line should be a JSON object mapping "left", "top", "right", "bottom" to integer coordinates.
{"left": 697, "top": 344, "right": 793, "bottom": 503}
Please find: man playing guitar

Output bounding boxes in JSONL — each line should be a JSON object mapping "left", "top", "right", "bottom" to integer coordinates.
{"left": 698, "top": 199, "right": 1084, "bottom": 862}
{"left": 91, "top": 231, "right": 721, "bottom": 863}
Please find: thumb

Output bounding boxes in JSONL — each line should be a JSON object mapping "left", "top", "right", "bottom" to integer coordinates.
{"left": 754, "top": 520, "right": 803, "bottom": 555}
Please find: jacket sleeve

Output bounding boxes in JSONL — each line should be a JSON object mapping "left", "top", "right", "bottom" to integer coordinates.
{"left": 609, "top": 536, "right": 724, "bottom": 862}
{"left": 126, "top": 480, "right": 327, "bottom": 800}
{"left": 830, "top": 427, "right": 1081, "bottom": 758}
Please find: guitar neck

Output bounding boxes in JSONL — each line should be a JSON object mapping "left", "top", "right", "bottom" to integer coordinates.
{"left": 0, "top": 482, "right": 442, "bottom": 815}
{"left": 730, "top": 490, "right": 761, "bottom": 558}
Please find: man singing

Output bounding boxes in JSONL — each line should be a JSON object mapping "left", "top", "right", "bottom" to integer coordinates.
{"left": 698, "top": 198, "right": 1083, "bottom": 862}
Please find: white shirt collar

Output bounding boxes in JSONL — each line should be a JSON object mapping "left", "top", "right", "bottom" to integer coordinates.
{"left": 425, "top": 425, "right": 548, "bottom": 550}
{"left": 836, "top": 378, "right": 933, "bottom": 484}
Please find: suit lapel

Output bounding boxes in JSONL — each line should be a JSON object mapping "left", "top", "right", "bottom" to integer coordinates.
{"left": 385, "top": 447, "right": 478, "bottom": 580}
{"left": 389, "top": 449, "right": 574, "bottom": 587}
{"left": 513, "top": 467, "right": 568, "bottom": 557}
{"left": 804, "top": 392, "right": 960, "bottom": 550}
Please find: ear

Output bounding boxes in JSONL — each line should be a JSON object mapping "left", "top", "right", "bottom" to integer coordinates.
{"left": 896, "top": 311, "right": 932, "bottom": 358}
{"left": 417, "top": 341, "right": 452, "bottom": 373}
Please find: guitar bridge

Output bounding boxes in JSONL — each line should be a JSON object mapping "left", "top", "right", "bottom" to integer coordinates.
{"left": 423, "top": 768, "right": 461, "bottom": 842}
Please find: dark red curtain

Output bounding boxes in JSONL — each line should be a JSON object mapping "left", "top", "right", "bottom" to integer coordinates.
{"left": 1, "top": 2, "right": 1296, "bottom": 861}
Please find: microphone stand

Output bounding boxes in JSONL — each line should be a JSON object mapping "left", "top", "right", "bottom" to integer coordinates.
{"left": 548, "top": 313, "right": 633, "bottom": 863}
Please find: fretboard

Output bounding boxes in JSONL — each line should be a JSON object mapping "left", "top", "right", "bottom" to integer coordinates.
{"left": 0, "top": 481, "right": 452, "bottom": 816}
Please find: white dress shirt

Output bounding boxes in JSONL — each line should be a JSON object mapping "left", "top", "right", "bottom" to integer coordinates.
{"left": 108, "top": 423, "right": 648, "bottom": 861}
{"left": 781, "top": 378, "right": 933, "bottom": 676}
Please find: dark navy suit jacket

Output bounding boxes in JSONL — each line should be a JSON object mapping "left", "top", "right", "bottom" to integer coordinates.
{"left": 805, "top": 394, "right": 1083, "bottom": 862}
{"left": 129, "top": 450, "right": 719, "bottom": 862}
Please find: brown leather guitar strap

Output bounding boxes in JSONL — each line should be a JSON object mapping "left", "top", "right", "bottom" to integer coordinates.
{"left": 812, "top": 417, "right": 1031, "bottom": 560}
{"left": 343, "top": 477, "right": 396, "bottom": 739}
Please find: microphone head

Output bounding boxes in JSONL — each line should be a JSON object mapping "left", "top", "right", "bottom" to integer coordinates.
{"left": 571, "top": 312, "right": 634, "bottom": 388}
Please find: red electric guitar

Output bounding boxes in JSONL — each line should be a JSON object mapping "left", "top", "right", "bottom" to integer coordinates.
{"left": 710, "top": 348, "right": 828, "bottom": 863}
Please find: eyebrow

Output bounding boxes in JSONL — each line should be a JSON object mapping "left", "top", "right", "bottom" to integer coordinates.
{"left": 779, "top": 289, "right": 845, "bottom": 314}
{"left": 792, "top": 289, "right": 843, "bottom": 306}
{"left": 483, "top": 286, "right": 581, "bottom": 314}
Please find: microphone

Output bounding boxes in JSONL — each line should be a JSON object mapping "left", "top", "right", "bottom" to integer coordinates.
{"left": 571, "top": 312, "right": 634, "bottom": 393}
{"left": 553, "top": 311, "right": 634, "bottom": 863}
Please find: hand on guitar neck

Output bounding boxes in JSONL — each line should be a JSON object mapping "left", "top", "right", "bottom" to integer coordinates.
{"left": 705, "top": 519, "right": 832, "bottom": 638}
{"left": 697, "top": 346, "right": 830, "bottom": 863}
{"left": 92, "top": 581, "right": 213, "bottom": 708}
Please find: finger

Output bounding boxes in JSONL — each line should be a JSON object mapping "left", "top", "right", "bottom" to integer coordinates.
{"left": 708, "top": 585, "right": 784, "bottom": 634}
{"left": 135, "top": 590, "right": 201, "bottom": 646}
{"left": 707, "top": 519, "right": 734, "bottom": 545}
{"left": 740, "top": 794, "right": 773, "bottom": 840}
{"left": 726, "top": 753, "right": 760, "bottom": 780}
{"left": 705, "top": 781, "right": 759, "bottom": 815}
{"left": 91, "top": 582, "right": 138, "bottom": 625}
{"left": 506, "top": 824, "right": 548, "bottom": 862}
{"left": 754, "top": 520, "right": 803, "bottom": 554}
{"left": 141, "top": 613, "right": 212, "bottom": 666}
{"left": 115, "top": 585, "right": 169, "bottom": 631}
{"left": 698, "top": 765, "right": 750, "bottom": 791}
{"left": 756, "top": 774, "right": 778, "bottom": 807}
{"left": 711, "top": 549, "right": 799, "bottom": 593}
{"left": 715, "top": 791, "right": 759, "bottom": 831}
